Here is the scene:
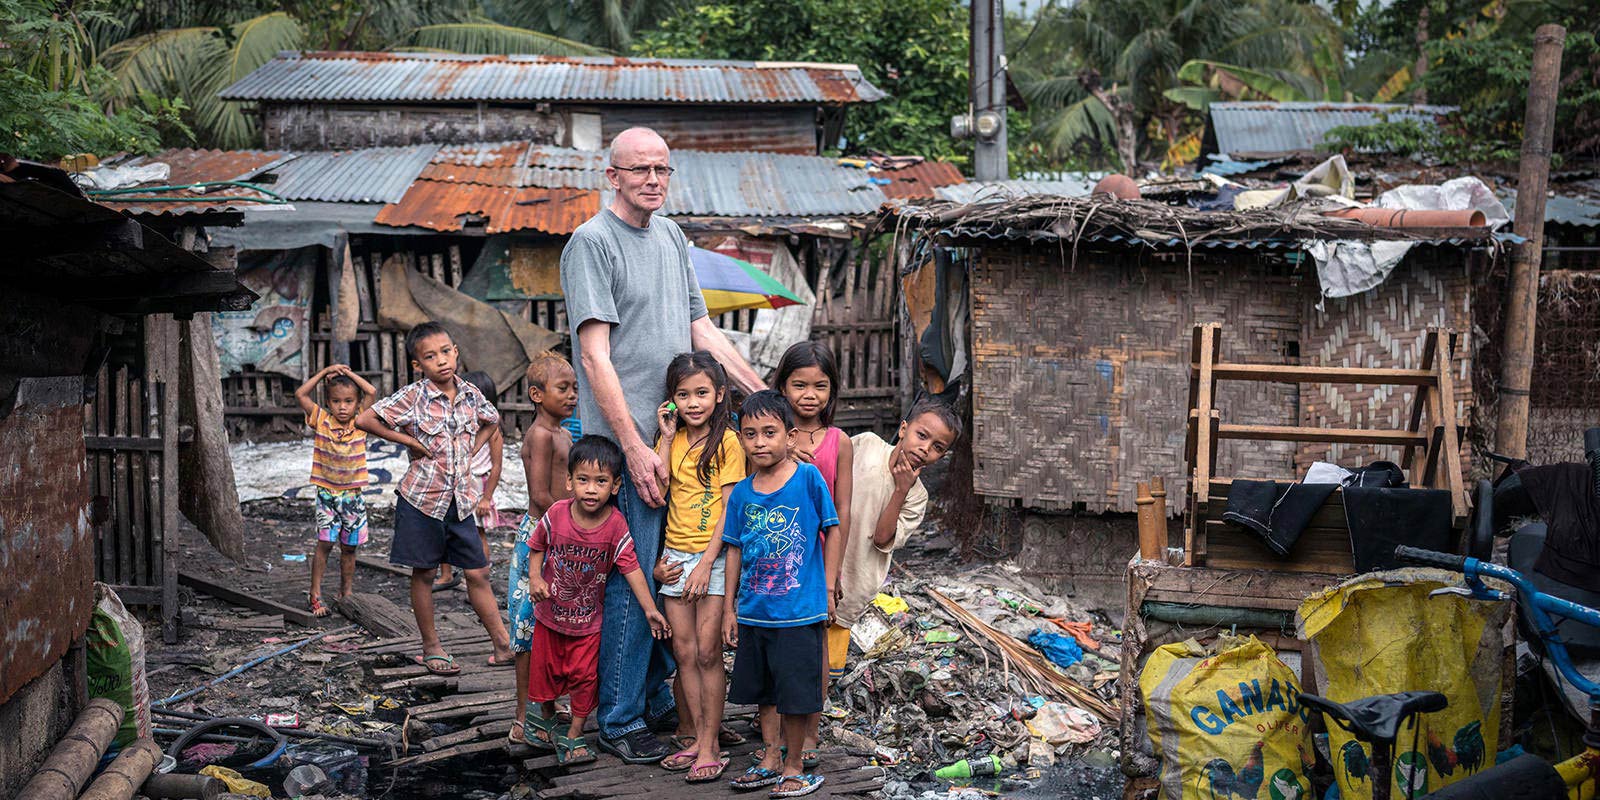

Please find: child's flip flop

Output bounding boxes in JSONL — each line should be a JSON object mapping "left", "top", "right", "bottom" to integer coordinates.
{"left": 730, "top": 766, "right": 782, "bottom": 791}
{"left": 769, "top": 774, "right": 824, "bottom": 798}
{"left": 686, "top": 757, "right": 730, "bottom": 783}
{"left": 414, "top": 654, "right": 460, "bottom": 675}
{"left": 661, "top": 748, "right": 698, "bottom": 771}
{"left": 308, "top": 597, "right": 331, "bottom": 618}
{"left": 523, "top": 709, "right": 557, "bottom": 751}
{"left": 556, "top": 734, "right": 597, "bottom": 766}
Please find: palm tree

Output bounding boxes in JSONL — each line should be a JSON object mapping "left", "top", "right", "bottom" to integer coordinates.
{"left": 1013, "top": 0, "right": 1342, "bottom": 170}
{"left": 482, "top": 0, "right": 687, "bottom": 54}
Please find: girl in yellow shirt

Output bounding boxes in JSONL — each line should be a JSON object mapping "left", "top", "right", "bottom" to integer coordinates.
{"left": 651, "top": 351, "right": 746, "bottom": 781}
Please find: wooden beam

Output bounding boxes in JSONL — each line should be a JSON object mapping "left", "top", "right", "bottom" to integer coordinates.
{"left": 1216, "top": 424, "right": 1427, "bottom": 447}
{"left": 1202, "top": 363, "right": 1437, "bottom": 386}
{"left": 177, "top": 572, "right": 317, "bottom": 626}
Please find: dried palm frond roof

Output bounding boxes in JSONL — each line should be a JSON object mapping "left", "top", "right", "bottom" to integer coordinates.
{"left": 886, "top": 194, "right": 1498, "bottom": 249}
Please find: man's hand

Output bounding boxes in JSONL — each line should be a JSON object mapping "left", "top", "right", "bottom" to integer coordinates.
{"left": 891, "top": 450, "right": 921, "bottom": 494}
{"left": 528, "top": 576, "right": 550, "bottom": 602}
{"left": 646, "top": 609, "right": 672, "bottom": 639}
{"left": 626, "top": 443, "right": 667, "bottom": 507}
{"left": 654, "top": 556, "right": 684, "bottom": 587}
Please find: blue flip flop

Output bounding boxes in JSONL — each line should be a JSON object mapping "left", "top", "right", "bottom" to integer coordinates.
{"left": 731, "top": 766, "right": 782, "bottom": 791}
{"left": 769, "top": 774, "right": 825, "bottom": 798}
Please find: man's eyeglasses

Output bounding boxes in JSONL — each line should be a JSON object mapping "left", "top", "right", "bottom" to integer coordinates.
{"left": 611, "top": 164, "right": 675, "bottom": 178}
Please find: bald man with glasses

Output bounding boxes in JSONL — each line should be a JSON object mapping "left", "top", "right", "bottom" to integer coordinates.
{"left": 559, "top": 126, "right": 763, "bottom": 763}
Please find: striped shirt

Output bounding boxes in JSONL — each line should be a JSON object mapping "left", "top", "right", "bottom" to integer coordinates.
{"left": 371, "top": 377, "right": 500, "bottom": 521}
{"left": 307, "top": 405, "right": 368, "bottom": 494}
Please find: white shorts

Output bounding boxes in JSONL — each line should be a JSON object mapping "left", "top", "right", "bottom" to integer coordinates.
{"left": 657, "top": 547, "right": 727, "bottom": 597}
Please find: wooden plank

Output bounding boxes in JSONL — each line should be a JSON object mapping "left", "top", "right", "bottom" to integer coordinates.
{"left": 1204, "top": 521, "right": 1355, "bottom": 575}
{"left": 423, "top": 719, "right": 514, "bottom": 752}
{"left": 356, "top": 554, "right": 414, "bottom": 578}
{"left": 84, "top": 435, "right": 166, "bottom": 451}
{"left": 1401, "top": 332, "right": 1440, "bottom": 477}
{"left": 178, "top": 572, "right": 318, "bottom": 626}
{"left": 1431, "top": 329, "right": 1468, "bottom": 524}
{"left": 1204, "top": 363, "right": 1438, "bottom": 386}
{"left": 386, "top": 738, "right": 504, "bottom": 769}
{"left": 1216, "top": 424, "right": 1427, "bottom": 447}
{"left": 334, "top": 591, "right": 419, "bottom": 639}
{"left": 413, "top": 691, "right": 517, "bottom": 722}
{"left": 381, "top": 674, "right": 457, "bottom": 692}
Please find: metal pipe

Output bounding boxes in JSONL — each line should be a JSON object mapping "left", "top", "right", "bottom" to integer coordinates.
{"left": 153, "top": 625, "right": 356, "bottom": 707}
{"left": 152, "top": 709, "right": 400, "bottom": 751}
{"left": 1495, "top": 24, "right": 1567, "bottom": 459}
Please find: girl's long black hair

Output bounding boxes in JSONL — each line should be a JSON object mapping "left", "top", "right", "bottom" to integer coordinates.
{"left": 665, "top": 351, "right": 734, "bottom": 486}
{"left": 774, "top": 341, "right": 840, "bottom": 427}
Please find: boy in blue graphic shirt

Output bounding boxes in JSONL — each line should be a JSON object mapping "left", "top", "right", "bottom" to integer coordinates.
{"left": 722, "top": 390, "right": 840, "bottom": 798}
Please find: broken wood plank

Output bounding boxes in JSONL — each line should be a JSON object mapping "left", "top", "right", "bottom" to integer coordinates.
{"left": 422, "top": 719, "right": 515, "bottom": 752}
{"left": 381, "top": 674, "right": 457, "bottom": 692}
{"left": 355, "top": 555, "right": 414, "bottom": 578}
{"left": 411, "top": 689, "right": 516, "bottom": 721}
{"left": 178, "top": 572, "right": 317, "bottom": 626}
{"left": 385, "top": 738, "right": 504, "bottom": 769}
{"left": 334, "top": 592, "right": 419, "bottom": 639}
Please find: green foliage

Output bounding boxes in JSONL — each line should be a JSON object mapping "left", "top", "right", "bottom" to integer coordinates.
{"left": 634, "top": 0, "right": 970, "bottom": 159}
{"left": 400, "top": 22, "right": 607, "bottom": 55}
{"left": 483, "top": 0, "right": 684, "bottom": 53}
{"left": 0, "top": 65, "right": 186, "bottom": 160}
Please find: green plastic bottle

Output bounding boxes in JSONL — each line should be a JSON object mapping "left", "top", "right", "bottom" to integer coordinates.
{"left": 935, "top": 754, "right": 1002, "bottom": 779}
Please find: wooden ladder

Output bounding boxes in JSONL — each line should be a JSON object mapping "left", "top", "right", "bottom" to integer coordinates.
{"left": 1184, "top": 322, "right": 1469, "bottom": 573}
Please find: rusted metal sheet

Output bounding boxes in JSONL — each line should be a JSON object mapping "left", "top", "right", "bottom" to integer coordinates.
{"left": 98, "top": 149, "right": 294, "bottom": 216}
{"left": 0, "top": 375, "right": 95, "bottom": 704}
{"left": 420, "top": 142, "right": 532, "bottom": 186}
{"left": 374, "top": 181, "right": 600, "bottom": 234}
{"left": 221, "top": 51, "right": 886, "bottom": 105}
{"left": 1210, "top": 101, "right": 1455, "bottom": 157}
{"left": 878, "top": 161, "right": 965, "bottom": 200}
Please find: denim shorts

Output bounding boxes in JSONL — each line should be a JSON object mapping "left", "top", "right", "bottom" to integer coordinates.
{"left": 657, "top": 547, "right": 726, "bottom": 597}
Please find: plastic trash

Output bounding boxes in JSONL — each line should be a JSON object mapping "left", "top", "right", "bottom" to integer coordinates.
{"left": 935, "top": 754, "right": 1003, "bottom": 779}
{"left": 281, "top": 741, "right": 367, "bottom": 792}
{"left": 198, "top": 765, "right": 270, "bottom": 798}
{"left": 871, "top": 593, "right": 909, "bottom": 615}
{"left": 1026, "top": 628, "right": 1083, "bottom": 668}
{"left": 283, "top": 764, "right": 332, "bottom": 798}
{"left": 924, "top": 630, "right": 960, "bottom": 643}
{"left": 1029, "top": 701, "right": 1101, "bottom": 745}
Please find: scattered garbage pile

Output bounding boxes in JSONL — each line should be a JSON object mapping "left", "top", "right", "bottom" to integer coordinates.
{"left": 823, "top": 565, "right": 1125, "bottom": 799}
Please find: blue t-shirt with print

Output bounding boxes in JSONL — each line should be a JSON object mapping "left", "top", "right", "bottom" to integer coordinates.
{"left": 722, "top": 462, "right": 839, "bottom": 628}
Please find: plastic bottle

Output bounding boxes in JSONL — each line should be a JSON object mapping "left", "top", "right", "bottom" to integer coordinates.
{"left": 283, "top": 764, "right": 331, "bottom": 798}
{"left": 934, "top": 754, "right": 1003, "bottom": 779}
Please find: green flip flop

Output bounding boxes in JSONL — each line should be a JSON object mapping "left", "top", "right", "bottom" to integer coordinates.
{"left": 557, "top": 734, "right": 597, "bottom": 766}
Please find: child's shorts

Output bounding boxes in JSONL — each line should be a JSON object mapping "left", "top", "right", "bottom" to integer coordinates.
{"left": 527, "top": 624, "right": 600, "bottom": 715}
{"left": 826, "top": 622, "right": 850, "bottom": 679}
{"left": 728, "top": 622, "right": 826, "bottom": 715}
{"left": 390, "top": 498, "right": 489, "bottom": 570}
{"left": 507, "top": 535, "right": 535, "bottom": 653}
{"left": 657, "top": 547, "right": 726, "bottom": 597}
{"left": 315, "top": 487, "right": 368, "bottom": 547}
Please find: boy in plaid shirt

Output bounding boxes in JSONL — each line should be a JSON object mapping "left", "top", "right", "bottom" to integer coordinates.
{"left": 356, "top": 321, "right": 514, "bottom": 675}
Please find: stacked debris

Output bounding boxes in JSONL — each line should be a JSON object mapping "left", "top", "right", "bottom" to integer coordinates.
{"left": 821, "top": 564, "right": 1123, "bottom": 797}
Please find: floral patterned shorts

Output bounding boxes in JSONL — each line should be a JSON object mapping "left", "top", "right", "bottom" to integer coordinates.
{"left": 315, "top": 487, "right": 368, "bottom": 547}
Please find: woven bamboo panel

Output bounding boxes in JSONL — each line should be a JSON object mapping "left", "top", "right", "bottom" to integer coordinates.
{"left": 1299, "top": 256, "right": 1473, "bottom": 470}
{"left": 970, "top": 246, "right": 1300, "bottom": 513}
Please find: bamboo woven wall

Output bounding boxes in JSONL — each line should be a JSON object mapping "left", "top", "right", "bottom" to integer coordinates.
{"left": 1298, "top": 253, "right": 1474, "bottom": 470}
{"left": 969, "top": 245, "right": 1301, "bottom": 514}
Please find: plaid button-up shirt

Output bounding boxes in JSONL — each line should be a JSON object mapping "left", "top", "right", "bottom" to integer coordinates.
{"left": 372, "top": 377, "right": 500, "bottom": 521}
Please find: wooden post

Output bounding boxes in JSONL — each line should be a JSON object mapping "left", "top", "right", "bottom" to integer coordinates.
{"left": 328, "top": 236, "right": 351, "bottom": 367}
{"left": 146, "top": 314, "right": 182, "bottom": 644}
{"left": 79, "top": 737, "right": 161, "bottom": 800}
{"left": 1135, "top": 481, "right": 1160, "bottom": 559}
{"left": 1149, "top": 475, "right": 1167, "bottom": 554}
{"left": 14, "top": 698, "right": 124, "bottom": 800}
{"left": 1495, "top": 23, "right": 1566, "bottom": 459}
{"left": 141, "top": 774, "right": 226, "bottom": 800}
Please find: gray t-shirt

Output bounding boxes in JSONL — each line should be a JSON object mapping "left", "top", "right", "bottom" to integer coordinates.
{"left": 560, "top": 208, "right": 708, "bottom": 445}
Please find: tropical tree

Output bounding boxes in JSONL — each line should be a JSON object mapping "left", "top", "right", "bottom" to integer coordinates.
{"left": 1013, "top": 0, "right": 1342, "bottom": 170}
{"left": 484, "top": 0, "right": 686, "bottom": 53}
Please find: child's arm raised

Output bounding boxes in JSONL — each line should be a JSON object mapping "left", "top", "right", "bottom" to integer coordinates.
{"left": 871, "top": 449, "right": 925, "bottom": 550}
{"left": 622, "top": 568, "right": 670, "bottom": 639}
{"left": 721, "top": 544, "right": 741, "bottom": 648}
{"left": 294, "top": 365, "right": 338, "bottom": 417}
{"left": 653, "top": 402, "right": 676, "bottom": 494}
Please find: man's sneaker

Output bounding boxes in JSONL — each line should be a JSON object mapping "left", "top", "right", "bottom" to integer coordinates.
{"left": 596, "top": 729, "right": 670, "bottom": 764}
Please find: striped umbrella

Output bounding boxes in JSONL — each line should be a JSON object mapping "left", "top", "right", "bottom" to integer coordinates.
{"left": 689, "top": 247, "right": 805, "bottom": 316}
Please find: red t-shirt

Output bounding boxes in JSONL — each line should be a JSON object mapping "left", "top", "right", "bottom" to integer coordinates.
{"left": 524, "top": 498, "right": 639, "bottom": 636}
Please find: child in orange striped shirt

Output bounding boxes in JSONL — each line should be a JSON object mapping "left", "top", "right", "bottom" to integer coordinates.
{"left": 296, "top": 363, "right": 378, "bottom": 617}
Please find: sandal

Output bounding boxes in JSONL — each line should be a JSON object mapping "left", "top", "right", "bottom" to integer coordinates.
{"left": 686, "top": 757, "right": 730, "bottom": 783}
{"left": 661, "top": 748, "right": 698, "bottom": 771}
{"left": 731, "top": 766, "right": 782, "bottom": 791}
{"left": 413, "top": 654, "right": 460, "bottom": 675}
{"left": 522, "top": 708, "right": 557, "bottom": 751}
{"left": 308, "top": 596, "right": 331, "bottom": 618}
{"left": 486, "top": 653, "right": 515, "bottom": 669}
{"left": 801, "top": 749, "right": 821, "bottom": 769}
{"left": 507, "top": 722, "right": 525, "bottom": 747}
{"left": 670, "top": 735, "right": 697, "bottom": 751}
{"left": 556, "top": 734, "right": 597, "bottom": 766}
{"left": 431, "top": 575, "right": 462, "bottom": 593}
{"left": 749, "top": 745, "right": 786, "bottom": 764}
{"left": 770, "top": 774, "right": 824, "bottom": 798}
{"left": 719, "top": 724, "right": 747, "bottom": 746}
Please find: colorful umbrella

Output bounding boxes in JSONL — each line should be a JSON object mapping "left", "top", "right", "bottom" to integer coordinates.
{"left": 689, "top": 247, "right": 805, "bottom": 316}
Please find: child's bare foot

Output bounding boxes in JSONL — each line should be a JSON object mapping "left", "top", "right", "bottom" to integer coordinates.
{"left": 308, "top": 595, "right": 331, "bottom": 617}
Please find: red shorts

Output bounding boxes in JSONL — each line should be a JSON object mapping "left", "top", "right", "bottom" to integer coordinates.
{"left": 527, "top": 623, "right": 601, "bottom": 715}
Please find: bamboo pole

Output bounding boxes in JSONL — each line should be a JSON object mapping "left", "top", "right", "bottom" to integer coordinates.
{"left": 1136, "top": 481, "right": 1160, "bottom": 559}
{"left": 140, "top": 773, "right": 227, "bottom": 800}
{"left": 14, "top": 698, "right": 124, "bottom": 800}
{"left": 1495, "top": 23, "right": 1566, "bottom": 459}
{"left": 80, "top": 738, "right": 161, "bottom": 800}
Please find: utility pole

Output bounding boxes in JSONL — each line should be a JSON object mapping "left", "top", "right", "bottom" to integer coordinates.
{"left": 1496, "top": 24, "right": 1565, "bottom": 459}
{"left": 969, "top": 0, "right": 1007, "bottom": 181}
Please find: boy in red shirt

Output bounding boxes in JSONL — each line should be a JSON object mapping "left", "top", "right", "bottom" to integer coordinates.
{"left": 520, "top": 435, "right": 671, "bottom": 765}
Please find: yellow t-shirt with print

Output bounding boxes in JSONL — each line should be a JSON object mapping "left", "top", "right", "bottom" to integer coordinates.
{"left": 664, "top": 429, "right": 746, "bottom": 553}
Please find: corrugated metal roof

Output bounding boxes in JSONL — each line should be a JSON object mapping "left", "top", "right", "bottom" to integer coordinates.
{"left": 934, "top": 176, "right": 1102, "bottom": 204}
{"left": 1504, "top": 190, "right": 1600, "bottom": 227}
{"left": 374, "top": 183, "right": 600, "bottom": 235}
{"left": 126, "top": 148, "right": 291, "bottom": 184}
{"left": 94, "top": 149, "right": 296, "bottom": 216}
{"left": 269, "top": 144, "right": 439, "bottom": 203}
{"left": 220, "top": 51, "right": 886, "bottom": 105}
{"left": 1209, "top": 102, "right": 1456, "bottom": 157}
{"left": 651, "top": 150, "right": 885, "bottom": 216}
{"left": 877, "top": 161, "right": 965, "bottom": 200}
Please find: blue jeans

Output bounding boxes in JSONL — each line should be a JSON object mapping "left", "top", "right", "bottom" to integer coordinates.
{"left": 597, "top": 469, "right": 677, "bottom": 739}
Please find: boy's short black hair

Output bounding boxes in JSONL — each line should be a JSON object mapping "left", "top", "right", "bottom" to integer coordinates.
{"left": 906, "top": 398, "right": 962, "bottom": 441}
{"left": 405, "top": 321, "right": 451, "bottom": 361}
{"left": 325, "top": 374, "right": 359, "bottom": 396}
{"left": 568, "top": 435, "right": 624, "bottom": 478}
{"left": 462, "top": 370, "right": 497, "bottom": 405}
{"left": 739, "top": 389, "right": 794, "bottom": 430}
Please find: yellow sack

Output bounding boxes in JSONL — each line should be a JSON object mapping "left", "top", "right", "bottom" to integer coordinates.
{"left": 199, "top": 765, "right": 271, "bottom": 798}
{"left": 1141, "top": 635, "right": 1314, "bottom": 800}
{"left": 1297, "top": 569, "right": 1512, "bottom": 800}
